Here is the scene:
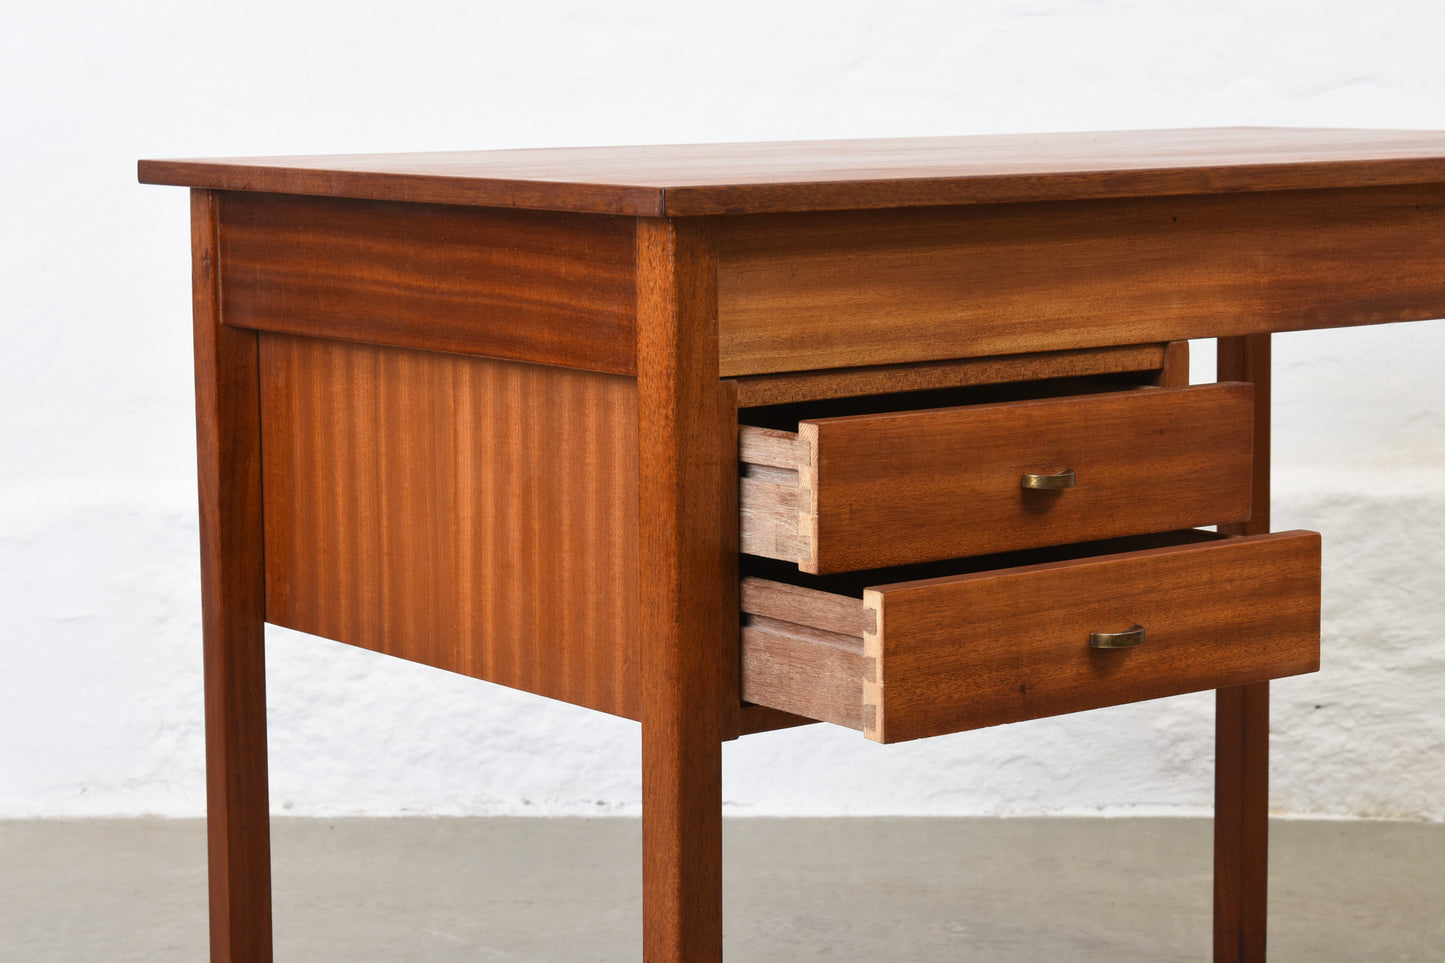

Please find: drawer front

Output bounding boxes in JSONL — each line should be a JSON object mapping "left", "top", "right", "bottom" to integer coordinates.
{"left": 741, "top": 383, "right": 1253, "bottom": 574}
{"left": 741, "top": 531, "right": 1321, "bottom": 743}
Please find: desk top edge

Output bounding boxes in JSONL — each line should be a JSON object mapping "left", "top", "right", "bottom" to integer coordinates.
{"left": 139, "top": 127, "right": 1445, "bottom": 216}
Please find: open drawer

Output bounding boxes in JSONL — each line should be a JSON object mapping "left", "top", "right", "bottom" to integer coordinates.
{"left": 740, "top": 382, "right": 1255, "bottom": 574}
{"left": 741, "top": 530, "right": 1320, "bottom": 743}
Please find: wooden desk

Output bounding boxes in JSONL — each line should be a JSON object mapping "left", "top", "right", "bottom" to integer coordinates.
{"left": 140, "top": 128, "right": 1445, "bottom": 962}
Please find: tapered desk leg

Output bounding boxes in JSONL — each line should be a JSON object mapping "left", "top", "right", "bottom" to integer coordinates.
{"left": 1214, "top": 334, "right": 1272, "bottom": 963}
{"left": 636, "top": 217, "right": 731, "bottom": 962}
{"left": 191, "top": 190, "right": 274, "bottom": 962}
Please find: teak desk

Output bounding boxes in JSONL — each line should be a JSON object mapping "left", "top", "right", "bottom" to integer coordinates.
{"left": 140, "top": 129, "right": 1445, "bottom": 962}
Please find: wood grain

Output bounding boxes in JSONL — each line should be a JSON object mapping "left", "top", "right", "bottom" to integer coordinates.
{"left": 865, "top": 531, "right": 1319, "bottom": 743}
{"left": 218, "top": 193, "right": 637, "bottom": 374}
{"left": 716, "top": 185, "right": 1445, "bottom": 374}
{"left": 636, "top": 217, "right": 730, "bottom": 962}
{"left": 739, "top": 532, "right": 1320, "bottom": 744}
{"left": 1214, "top": 334, "right": 1274, "bottom": 963}
{"left": 730, "top": 344, "right": 1169, "bottom": 407}
{"left": 738, "top": 426, "right": 807, "bottom": 468}
{"left": 1218, "top": 336, "right": 1272, "bottom": 537}
{"left": 191, "top": 190, "right": 274, "bottom": 962}
{"left": 1215, "top": 682, "right": 1270, "bottom": 963}
{"left": 738, "top": 475, "right": 807, "bottom": 563}
{"left": 142, "top": 127, "right": 1445, "bottom": 216}
{"left": 1155, "top": 341, "right": 1191, "bottom": 388}
{"left": 741, "top": 618, "right": 865, "bottom": 731}
{"left": 259, "top": 334, "right": 641, "bottom": 719}
{"left": 741, "top": 576, "right": 871, "bottom": 638}
{"left": 742, "top": 383, "right": 1255, "bottom": 573}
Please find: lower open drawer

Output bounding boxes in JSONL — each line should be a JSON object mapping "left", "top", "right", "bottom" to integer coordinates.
{"left": 741, "top": 530, "right": 1321, "bottom": 743}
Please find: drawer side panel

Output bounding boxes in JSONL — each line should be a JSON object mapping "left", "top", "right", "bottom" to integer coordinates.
{"left": 741, "top": 620, "right": 864, "bottom": 731}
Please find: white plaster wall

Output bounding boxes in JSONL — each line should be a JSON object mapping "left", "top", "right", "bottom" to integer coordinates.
{"left": 2, "top": 0, "right": 1443, "bottom": 819}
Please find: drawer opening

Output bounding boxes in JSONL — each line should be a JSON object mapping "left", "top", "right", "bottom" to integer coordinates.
{"left": 741, "top": 529, "right": 1321, "bottom": 743}
{"left": 741, "top": 529, "right": 1226, "bottom": 599}
{"left": 739, "top": 374, "right": 1152, "bottom": 432}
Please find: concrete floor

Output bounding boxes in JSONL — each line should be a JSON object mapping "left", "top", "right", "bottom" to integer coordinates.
{"left": 1, "top": 817, "right": 1440, "bottom": 962}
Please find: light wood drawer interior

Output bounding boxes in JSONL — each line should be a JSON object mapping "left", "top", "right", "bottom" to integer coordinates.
{"left": 740, "top": 382, "right": 1254, "bottom": 574}
{"left": 741, "top": 530, "right": 1320, "bottom": 743}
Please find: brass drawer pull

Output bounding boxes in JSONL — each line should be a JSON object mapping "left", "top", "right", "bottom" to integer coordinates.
{"left": 1090, "top": 625, "right": 1146, "bottom": 649}
{"left": 1021, "top": 468, "right": 1076, "bottom": 490}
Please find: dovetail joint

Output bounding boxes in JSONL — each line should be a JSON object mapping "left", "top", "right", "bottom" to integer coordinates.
{"left": 862, "top": 590, "right": 883, "bottom": 742}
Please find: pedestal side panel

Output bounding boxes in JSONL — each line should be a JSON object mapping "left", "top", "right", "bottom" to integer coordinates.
{"left": 259, "top": 333, "right": 641, "bottom": 720}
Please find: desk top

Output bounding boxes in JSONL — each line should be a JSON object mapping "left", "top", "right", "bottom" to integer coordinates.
{"left": 138, "top": 127, "right": 1445, "bottom": 218}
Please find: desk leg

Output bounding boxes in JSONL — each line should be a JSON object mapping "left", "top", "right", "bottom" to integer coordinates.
{"left": 1214, "top": 682, "right": 1270, "bottom": 962}
{"left": 641, "top": 709, "right": 723, "bottom": 963}
{"left": 636, "top": 218, "right": 729, "bottom": 962}
{"left": 1214, "top": 334, "right": 1271, "bottom": 962}
{"left": 191, "top": 190, "right": 274, "bottom": 962}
